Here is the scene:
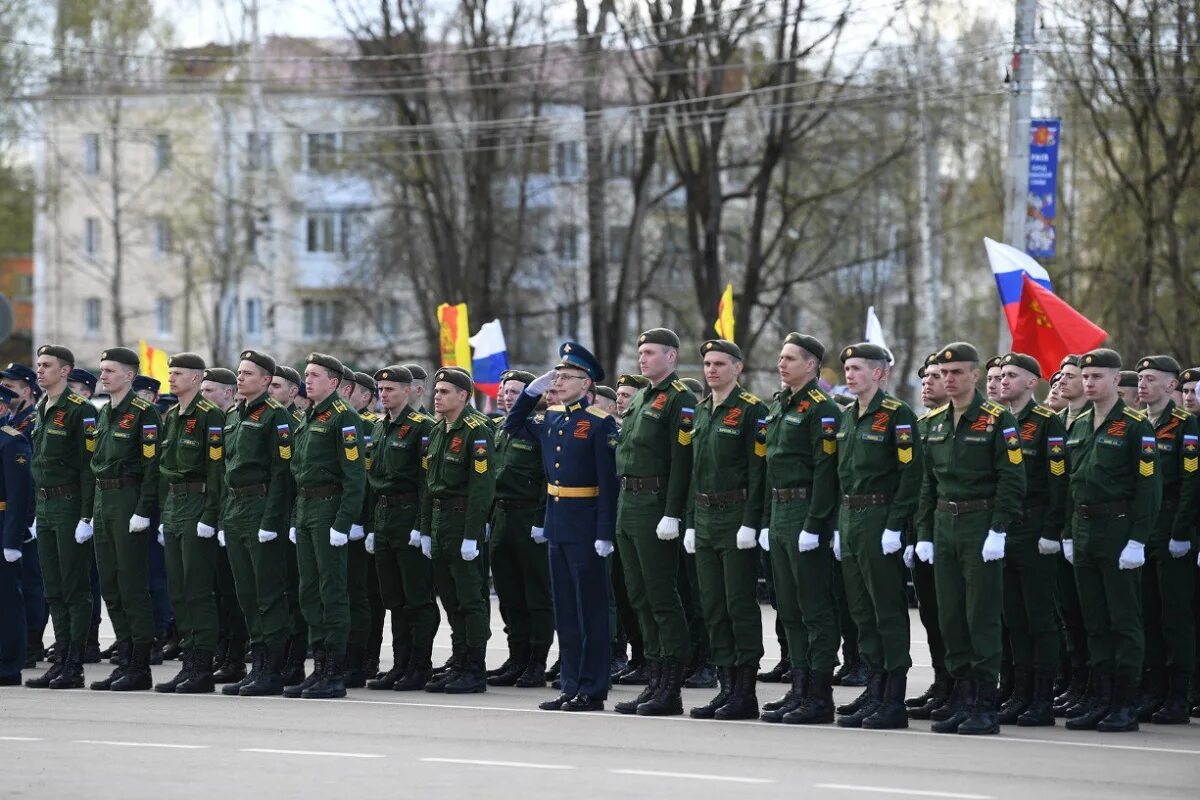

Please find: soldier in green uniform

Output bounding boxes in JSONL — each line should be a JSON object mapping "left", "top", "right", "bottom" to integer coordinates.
{"left": 269, "top": 365, "right": 308, "bottom": 685}
{"left": 1061, "top": 348, "right": 1160, "bottom": 732}
{"left": 419, "top": 368, "right": 495, "bottom": 694}
{"left": 993, "top": 352, "right": 1068, "bottom": 726}
{"left": 24, "top": 345, "right": 95, "bottom": 690}
{"left": 152, "top": 353, "right": 225, "bottom": 695}
{"left": 487, "top": 369, "right": 553, "bottom": 689}
{"left": 87, "top": 347, "right": 161, "bottom": 691}
{"left": 756, "top": 333, "right": 841, "bottom": 725}
{"left": 362, "top": 366, "right": 439, "bottom": 691}
{"left": 401, "top": 364, "right": 429, "bottom": 414}
{"left": 611, "top": 373, "right": 649, "bottom": 685}
{"left": 1133, "top": 355, "right": 1199, "bottom": 724}
{"left": 1181, "top": 368, "right": 1200, "bottom": 415}
{"left": 614, "top": 328, "right": 697, "bottom": 717}
{"left": 1117, "top": 371, "right": 1140, "bottom": 407}
{"left": 985, "top": 356, "right": 1004, "bottom": 402}
{"left": 833, "top": 343, "right": 922, "bottom": 729}
{"left": 342, "top": 370, "right": 380, "bottom": 687}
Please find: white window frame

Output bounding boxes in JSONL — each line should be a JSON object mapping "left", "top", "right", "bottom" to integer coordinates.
{"left": 245, "top": 297, "right": 263, "bottom": 338}
{"left": 83, "top": 297, "right": 102, "bottom": 335}
{"left": 155, "top": 296, "right": 173, "bottom": 337}
{"left": 305, "top": 132, "right": 341, "bottom": 172}
{"left": 83, "top": 133, "right": 100, "bottom": 176}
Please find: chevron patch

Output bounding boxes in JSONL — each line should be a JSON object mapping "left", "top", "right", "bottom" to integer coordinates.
{"left": 1049, "top": 459, "right": 1065, "bottom": 476}
{"left": 1184, "top": 456, "right": 1197, "bottom": 473}
{"left": 474, "top": 458, "right": 488, "bottom": 474}
{"left": 897, "top": 447, "right": 913, "bottom": 464}
{"left": 1139, "top": 460, "right": 1155, "bottom": 477}
{"left": 823, "top": 439, "right": 837, "bottom": 455}
{"left": 1008, "top": 448, "right": 1023, "bottom": 465}
{"left": 678, "top": 430, "right": 692, "bottom": 446}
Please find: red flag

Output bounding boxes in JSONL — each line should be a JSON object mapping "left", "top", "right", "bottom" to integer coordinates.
{"left": 1011, "top": 273, "right": 1107, "bottom": 378}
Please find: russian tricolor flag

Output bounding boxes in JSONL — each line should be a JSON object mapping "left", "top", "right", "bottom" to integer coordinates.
{"left": 469, "top": 319, "right": 510, "bottom": 400}
{"left": 984, "top": 237, "right": 1053, "bottom": 335}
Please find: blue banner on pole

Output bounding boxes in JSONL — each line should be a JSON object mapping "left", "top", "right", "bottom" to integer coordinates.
{"left": 1026, "top": 119, "right": 1061, "bottom": 258}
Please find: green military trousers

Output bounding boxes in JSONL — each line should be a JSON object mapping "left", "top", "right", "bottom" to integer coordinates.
{"left": 934, "top": 509, "right": 1003, "bottom": 682}
{"left": 223, "top": 496, "right": 289, "bottom": 649}
{"left": 1073, "top": 513, "right": 1144, "bottom": 681}
{"left": 1142, "top": 514, "right": 1194, "bottom": 673}
{"left": 347, "top": 538, "right": 371, "bottom": 647}
{"left": 768, "top": 498, "right": 838, "bottom": 673}
{"left": 838, "top": 505, "right": 911, "bottom": 673}
{"left": 161, "top": 490, "right": 219, "bottom": 651}
{"left": 1003, "top": 517, "right": 1060, "bottom": 673}
{"left": 615, "top": 491, "right": 691, "bottom": 664}
{"left": 373, "top": 500, "right": 439, "bottom": 662}
{"left": 284, "top": 532, "right": 305, "bottom": 641}
{"left": 694, "top": 504, "right": 763, "bottom": 668}
{"left": 430, "top": 507, "right": 489, "bottom": 649}
{"left": 489, "top": 503, "right": 553, "bottom": 651}
{"left": 295, "top": 495, "right": 350, "bottom": 651}
{"left": 35, "top": 491, "right": 92, "bottom": 648}
{"left": 93, "top": 486, "right": 155, "bottom": 646}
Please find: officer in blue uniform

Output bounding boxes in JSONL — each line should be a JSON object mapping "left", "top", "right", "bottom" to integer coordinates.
{"left": 0, "top": 385, "right": 34, "bottom": 685}
{"left": 505, "top": 342, "right": 619, "bottom": 712}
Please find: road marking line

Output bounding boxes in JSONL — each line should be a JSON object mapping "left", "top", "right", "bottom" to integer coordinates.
{"left": 240, "top": 748, "right": 384, "bottom": 759}
{"left": 0, "top": 736, "right": 43, "bottom": 741}
{"left": 73, "top": 740, "right": 208, "bottom": 750}
{"left": 612, "top": 769, "right": 773, "bottom": 784}
{"left": 815, "top": 786, "right": 993, "bottom": 799}
{"left": 420, "top": 757, "right": 573, "bottom": 770}
{"left": 844, "top": 725, "right": 1200, "bottom": 756}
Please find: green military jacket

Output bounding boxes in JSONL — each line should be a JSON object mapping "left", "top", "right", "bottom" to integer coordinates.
{"left": 493, "top": 412, "right": 547, "bottom": 526}
{"left": 291, "top": 392, "right": 367, "bottom": 534}
{"left": 1146, "top": 400, "right": 1199, "bottom": 544}
{"left": 32, "top": 388, "right": 96, "bottom": 511}
{"left": 837, "top": 389, "right": 923, "bottom": 532}
{"left": 616, "top": 372, "right": 696, "bottom": 518}
{"left": 366, "top": 405, "right": 434, "bottom": 511}
{"left": 917, "top": 391, "right": 1026, "bottom": 540}
{"left": 419, "top": 410, "right": 495, "bottom": 541}
{"left": 1010, "top": 398, "right": 1068, "bottom": 541}
{"left": 762, "top": 379, "right": 840, "bottom": 535}
{"left": 159, "top": 393, "right": 225, "bottom": 528}
{"left": 684, "top": 384, "right": 767, "bottom": 531}
{"left": 223, "top": 391, "right": 293, "bottom": 533}
{"left": 89, "top": 391, "right": 161, "bottom": 518}
{"left": 1064, "top": 399, "right": 1160, "bottom": 541}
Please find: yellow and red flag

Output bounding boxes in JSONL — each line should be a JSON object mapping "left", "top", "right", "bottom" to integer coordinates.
{"left": 437, "top": 303, "right": 472, "bottom": 372}
{"left": 713, "top": 283, "right": 735, "bottom": 342}
{"left": 138, "top": 340, "right": 170, "bottom": 385}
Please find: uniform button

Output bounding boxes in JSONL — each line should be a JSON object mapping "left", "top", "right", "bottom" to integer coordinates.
{"left": 554, "top": 480, "right": 560, "bottom": 485}
{"left": 555, "top": 463, "right": 560, "bottom": 469}
{"left": 558, "top": 431, "right": 564, "bottom": 436}
{"left": 556, "top": 446, "right": 561, "bottom": 452}
{"left": 554, "top": 497, "right": 560, "bottom": 503}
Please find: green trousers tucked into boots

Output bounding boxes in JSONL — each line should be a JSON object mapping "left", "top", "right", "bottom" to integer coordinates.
{"left": 348, "top": 537, "right": 372, "bottom": 648}
{"left": 1073, "top": 513, "right": 1144, "bottom": 681}
{"left": 616, "top": 491, "right": 691, "bottom": 664}
{"left": 934, "top": 510, "right": 1003, "bottom": 683}
{"left": 489, "top": 504, "right": 553, "bottom": 652}
{"left": 839, "top": 505, "right": 911, "bottom": 673}
{"left": 431, "top": 509, "right": 489, "bottom": 649}
{"left": 284, "top": 530, "right": 306, "bottom": 641}
{"left": 93, "top": 486, "right": 155, "bottom": 646}
{"left": 295, "top": 495, "right": 350, "bottom": 650}
{"left": 36, "top": 492, "right": 92, "bottom": 649}
{"left": 373, "top": 502, "right": 439, "bottom": 659}
{"left": 162, "top": 491, "right": 219, "bottom": 651}
{"left": 694, "top": 505, "right": 762, "bottom": 668}
{"left": 223, "top": 497, "right": 289, "bottom": 648}
{"left": 1003, "top": 519, "right": 1060, "bottom": 672}
{"left": 769, "top": 499, "right": 838, "bottom": 673}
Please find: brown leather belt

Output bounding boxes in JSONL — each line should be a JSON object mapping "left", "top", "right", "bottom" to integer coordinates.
{"left": 38, "top": 484, "right": 77, "bottom": 500}
{"left": 842, "top": 493, "right": 890, "bottom": 509}
{"left": 497, "top": 497, "right": 539, "bottom": 510}
{"left": 433, "top": 497, "right": 467, "bottom": 512}
{"left": 96, "top": 476, "right": 139, "bottom": 491}
{"left": 696, "top": 489, "right": 747, "bottom": 508}
{"left": 620, "top": 476, "right": 663, "bottom": 493}
{"left": 937, "top": 498, "right": 994, "bottom": 515}
{"left": 771, "top": 486, "right": 810, "bottom": 503}
{"left": 167, "top": 481, "right": 206, "bottom": 496}
{"left": 227, "top": 483, "right": 267, "bottom": 498}
{"left": 1077, "top": 500, "right": 1129, "bottom": 519}
{"left": 377, "top": 491, "right": 418, "bottom": 507}
{"left": 299, "top": 483, "right": 341, "bottom": 500}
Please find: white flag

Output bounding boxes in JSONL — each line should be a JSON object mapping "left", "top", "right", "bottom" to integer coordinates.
{"left": 865, "top": 306, "right": 894, "bottom": 364}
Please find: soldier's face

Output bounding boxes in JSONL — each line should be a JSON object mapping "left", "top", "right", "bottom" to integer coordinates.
{"left": 0, "top": 377, "right": 28, "bottom": 408}
{"left": 940, "top": 362, "right": 978, "bottom": 402}
{"left": 1045, "top": 382, "right": 1064, "bottom": 410}
{"left": 1136, "top": 369, "right": 1175, "bottom": 407}
{"left": 594, "top": 395, "right": 617, "bottom": 414}
{"left": 986, "top": 368, "right": 1003, "bottom": 400}
{"left": 237, "top": 361, "right": 272, "bottom": 400}
{"left": 1117, "top": 386, "right": 1140, "bottom": 406}
{"left": 99, "top": 361, "right": 133, "bottom": 394}
{"left": 703, "top": 352, "right": 741, "bottom": 390}
{"left": 36, "top": 356, "right": 70, "bottom": 391}
{"left": 1057, "top": 366, "right": 1083, "bottom": 400}
{"left": 778, "top": 344, "right": 814, "bottom": 387}
{"left": 351, "top": 384, "right": 374, "bottom": 411}
{"left": 638, "top": 344, "right": 674, "bottom": 381}
{"left": 305, "top": 365, "right": 340, "bottom": 403}
{"left": 498, "top": 380, "right": 525, "bottom": 413}
{"left": 378, "top": 380, "right": 411, "bottom": 412}
{"left": 843, "top": 358, "right": 883, "bottom": 396}
{"left": 615, "top": 386, "right": 636, "bottom": 415}
{"left": 68, "top": 380, "right": 93, "bottom": 399}
{"left": 167, "top": 367, "right": 202, "bottom": 397}
{"left": 999, "top": 366, "right": 1035, "bottom": 403}
{"left": 1082, "top": 367, "right": 1118, "bottom": 402}
{"left": 294, "top": 396, "right": 312, "bottom": 411}
{"left": 433, "top": 381, "right": 467, "bottom": 417}
{"left": 1184, "top": 383, "right": 1200, "bottom": 413}
{"left": 268, "top": 378, "right": 297, "bottom": 405}
{"left": 553, "top": 370, "right": 590, "bottom": 404}
{"left": 921, "top": 366, "right": 946, "bottom": 406}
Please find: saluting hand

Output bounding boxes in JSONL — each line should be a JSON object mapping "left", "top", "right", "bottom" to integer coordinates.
{"left": 526, "top": 370, "right": 557, "bottom": 396}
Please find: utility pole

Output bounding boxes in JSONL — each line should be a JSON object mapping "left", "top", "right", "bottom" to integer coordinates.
{"left": 913, "top": 0, "right": 941, "bottom": 371}
{"left": 1000, "top": 0, "right": 1038, "bottom": 352}
{"left": 248, "top": 0, "right": 272, "bottom": 352}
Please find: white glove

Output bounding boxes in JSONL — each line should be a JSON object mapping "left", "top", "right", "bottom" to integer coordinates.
{"left": 526, "top": 369, "right": 557, "bottom": 396}
{"left": 158, "top": 523, "right": 164, "bottom": 536}
{"left": 736, "top": 525, "right": 757, "bottom": 550}
{"left": 981, "top": 530, "right": 1006, "bottom": 562}
{"left": 902, "top": 545, "right": 914, "bottom": 569}
{"left": 408, "top": 529, "right": 422, "bottom": 548}
{"left": 217, "top": 530, "right": 226, "bottom": 547}
{"left": 156, "top": 530, "right": 164, "bottom": 546}
{"left": 683, "top": 528, "right": 696, "bottom": 554}
{"left": 329, "top": 528, "right": 348, "bottom": 547}
{"left": 461, "top": 538, "right": 479, "bottom": 561}
{"left": 484, "top": 523, "right": 492, "bottom": 543}
{"left": 1062, "top": 539, "right": 1074, "bottom": 564}
{"left": 594, "top": 539, "right": 614, "bottom": 558}
{"left": 798, "top": 531, "right": 820, "bottom": 553}
{"left": 531, "top": 526, "right": 547, "bottom": 544}
{"left": 257, "top": 529, "right": 278, "bottom": 544}
{"left": 655, "top": 516, "right": 680, "bottom": 541}
{"left": 4, "top": 548, "right": 21, "bottom": 562}
{"left": 1037, "top": 537, "right": 1061, "bottom": 555}
{"left": 129, "top": 514, "right": 151, "bottom": 533}
{"left": 26, "top": 520, "right": 36, "bottom": 542}
{"left": 289, "top": 528, "right": 296, "bottom": 544}
{"left": 758, "top": 529, "right": 770, "bottom": 551}
{"left": 1168, "top": 539, "right": 1191, "bottom": 559}
{"left": 349, "top": 524, "right": 365, "bottom": 542}
{"left": 75, "top": 519, "right": 93, "bottom": 544}
{"left": 420, "top": 535, "right": 432, "bottom": 559}
{"left": 832, "top": 530, "right": 842, "bottom": 561}
{"left": 197, "top": 522, "right": 216, "bottom": 539}
{"left": 1118, "top": 540, "right": 1145, "bottom": 570}
{"left": 365, "top": 533, "right": 375, "bottom": 554}
{"left": 916, "top": 541, "right": 934, "bottom": 564}
{"left": 881, "top": 528, "right": 903, "bottom": 555}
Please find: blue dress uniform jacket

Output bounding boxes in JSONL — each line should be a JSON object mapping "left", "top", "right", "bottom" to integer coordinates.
{"left": 505, "top": 390, "right": 618, "bottom": 699}
{"left": 0, "top": 425, "right": 33, "bottom": 678}
{"left": 9, "top": 402, "right": 47, "bottom": 649}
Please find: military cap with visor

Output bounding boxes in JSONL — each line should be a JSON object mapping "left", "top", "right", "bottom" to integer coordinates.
{"left": 556, "top": 341, "right": 605, "bottom": 382}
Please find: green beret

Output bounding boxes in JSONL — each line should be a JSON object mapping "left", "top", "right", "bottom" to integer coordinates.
{"left": 1001, "top": 352, "right": 1041, "bottom": 378}
{"left": 373, "top": 365, "right": 413, "bottom": 384}
{"left": 839, "top": 342, "right": 891, "bottom": 363}
{"left": 1081, "top": 348, "right": 1122, "bottom": 369}
{"left": 701, "top": 339, "right": 742, "bottom": 361}
{"left": 273, "top": 365, "right": 301, "bottom": 386}
{"left": 400, "top": 363, "right": 428, "bottom": 381}
{"left": 937, "top": 342, "right": 981, "bottom": 364}
{"left": 306, "top": 352, "right": 345, "bottom": 378}
{"left": 169, "top": 352, "right": 206, "bottom": 371}
{"left": 681, "top": 377, "right": 704, "bottom": 396}
{"left": 1180, "top": 368, "right": 1200, "bottom": 386}
{"left": 100, "top": 347, "right": 139, "bottom": 367}
{"left": 1118, "top": 370, "right": 1139, "bottom": 388}
{"left": 202, "top": 367, "right": 236, "bottom": 386}
{"left": 637, "top": 328, "right": 681, "bottom": 349}
{"left": 782, "top": 333, "right": 824, "bottom": 362}
{"left": 433, "top": 367, "right": 473, "bottom": 393}
{"left": 985, "top": 356, "right": 1003, "bottom": 370}
{"left": 37, "top": 344, "right": 75, "bottom": 366}
{"left": 594, "top": 385, "right": 617, "bottom": 402}
{"left": 1060, "top": 354, "right": 1082, "bottom": 368}
{"left": 239, "top": 349, "right": 276, "bottom": 374}
{"left": 617, "top": 374, "right": 650, "bottom": 389}
{"left": 501, "top": 369, "right": 536, "bottom": 385}
{"left": 1136, "top": 355, "right": 1181, "bottom": 376}
{"left": 924, "top": 352, "right": 940, "bottom": 367}
{"left": 339, "top": 363, "right": 355, "bottom": 383}
{"left": 353, "top": 371, "right": 377, "bottom": 393}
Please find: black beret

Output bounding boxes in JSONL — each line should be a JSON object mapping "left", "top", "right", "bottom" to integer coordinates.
{"left": 681, "top": 377, "right": 704, "bottom": 396}
{"left": 917, "top": 364, "right": 927, "bottom": 379}
{"left": 839, "top": 342, "right": 891, "bottom": 363}
{"left": 937, "top": 342, "right": 981, "bottom": 364}
{"left": 400, "top": 363, "right": 428, "bottom": 380}
{"left": 985, "top": 356, "right": 1004, "bottom": 370}
{"left": 1060, "top": 354, "right": 1082, "bottom": 368}
{"left": 701, "top": 339, "right": 742, "bottom": 361}
{"left": 1118, "top": 370, "right": 1139, "bottom": 388}
{"left": 374, "top": 365, "right": 413, "bottom": 384}
{"left": 168, "top": 352, "right": 206, "bottom": 370}
{"left": 132, "top": 375, "right": 160, "bottom": 393}
{"left": 100, "top": 347, "right": 139, "bottom": 367}
{"left": 0, "top": 385, "right": 17, "bottom": 405}
{"left": 1001, "top": 352, "right": 1042, "bottom": 378}
{"left": 925, "top": 352, "right": 940, "bottom": 367}
{"left": 306, "top": 352, "right": 345, "bottom": 377}
{"left": 37, "top": 344, "right": 75, "bottom": 366}
{"left": 239, "top": 349, "right": 276, "bottom": 374}
{"left": 339, "top": 363, "right": 355, "bottom": 383}
{"left": 202, "top": 367, "right": 236, "bottom": 386}
{"left": 1136, "top": 355, "right": 1181, "bottom": 376}
{"left": 68, "top": 368, "right": 97, "bottom": 391}
{"left": 434, "top": 367, "right": 473, "bottom": 393}
{"left": 1180, "top": 368, "right": 1200, "bottom": 386}
{"left": 1081, "top": 348, "right": 1122, "bottom": 369}
{"left": 557, "top": 342, "right": 605, "bottom": 382}
{"left": 637, "top": 328, "right": 681, "bottom": 349}
{"left": 273, "top": 365, "right": 301, "bottom": 386}
{"left": 617, "top": 374, "right": 650, "bottom": 389}
{"left": 594, "top": 385, "right": 617, "bottom": 402}
{"left": 1048, "top": 370, "right": 1063, "bottom": 386}
{"left": 353, "top": 371, "right": 377, "bottom": 393}
{"left": 782, "top": 333, "right": 825, "bottom": 362}
{"left": 500, "top": 369, "right": 535, "bottom": 385}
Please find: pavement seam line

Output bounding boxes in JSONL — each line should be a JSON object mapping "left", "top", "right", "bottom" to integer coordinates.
{"left": 814, "top": 784, "right": 995, "bottom": 799}
{"left": 240, "top": 748, "right": 385, "bottom": 758}
{"left": 611, "top": 769, "right": 774, "bottom": 784}
{"left": 420, "top": 758, "right": 574, "bottom": 770}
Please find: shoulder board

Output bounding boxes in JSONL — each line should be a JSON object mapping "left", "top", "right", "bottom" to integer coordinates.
{"left": 67, "top": 393, "right": 84, "bottom": 405}
{"left": 880, "top": 397, "right": 902, "bottom": 411}
{"left": 1, "top": 424, "right": 19, "bottom": 436}
{"left": 464, "top": 415, "right": 481, "bottom": 429}
{"left": 1123, "top": 406, "right": 1147, "bottom": 422}
{"left": 130, "top": 396, "right": 151, "bottom": 411}
{"left": 671, "top": 379, "right": 688, "bottom": 393}
{"left": 807, "top": 388, "right": 827, "bottom": 403}
{"left": 548, "top": 404, "right": 566, "bottom": 412}
{"left": 331, "top": 399, "right": 348, "bottom": 413}
{"left": 586, "top": 405, "right": 611, "bottom": 419}
{"left": 739, "top": 390, "right": 762, "bottom": 405}
{"left": 266, "top": 398, "right": 282, "bottom": 409}
{"left": 407, "top": 411, "right": 426, "bottom": 423}
{"left": 292, "top": 410, "right": 303, "bottom": 423}
{"left": 1031, "top": 404, "right": 1054, "bottom": 418}
{"left": 1171, "top": 406, "right": 1190, "bottom": 421}
{"left": 980, "top": 400, "right": 1006, "bottom": 417}
{"left": 195, "top": 398, "right": 215, "bottom": 412}
{"left": 1073, "top": 409, "right": 1093, "bottom": 423}
{"left": 928, "top": 404, "right": 950, "bottom": 417}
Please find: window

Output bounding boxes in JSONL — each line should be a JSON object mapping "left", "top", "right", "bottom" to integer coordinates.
{"left": 245, "top": 297, "right": 262, "bottom": 337}
{"left": 305, "top": 211, "right": 353, "bottom": 255}
{"left": 84, "top": 217, "right": 100, "bottom": 256}
{"left": 555, "top": 140, "right": 581, "bottom": 180}
{"left": 555, "top": 225, "right": 579, "bottom": 261}
{"left": 306, "top": 132, "right": 340, "bottom": 171}
{"left": 83, "top": 134, "right": 100, "bottom": 176}
{"left": 608, "top": 225, "right": 628, "bottom": 264}
{"left": 525, "top": 141, "right": 551, "bottom": 174}
{"left": 155, "top": 296, "right": 173, "bottom": 336}
{"left": 377, "top": 301, "right": 400, "bottom": 336}
{"left": 153, "top": 216, "right": 171, "bottom": 256}
{"left": 154, "top": 133, "right": 171, "bottom": 171}
{"left": 84, "top": 297, "right": 102, "bottom": 334}
{"left": 610, "top": 142, "right": 633, "bottom": 178}
{"left": 246, "top": 132, "right": 272, "bottom": 171}
{"left": 301, "top": 299, "right": 343, "bottom": 338}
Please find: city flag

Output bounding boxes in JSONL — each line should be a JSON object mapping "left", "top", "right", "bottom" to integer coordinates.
{"left": 468, "top": 319, "right": 509, "bottom": 400}
{"left": 138, "top": 340, "right": 169, "bottom": 385}
{"left": 713, "top": 283, "right": 735, "bottom": 342}
{"left": 437, "top": 303, "right": 471, "bottom": 372}
{"left": 1011, "top": 274, "right": 1107, "bottom": 378}
{"left": 984, "top": 237, "right": 1053, "bottom": 335}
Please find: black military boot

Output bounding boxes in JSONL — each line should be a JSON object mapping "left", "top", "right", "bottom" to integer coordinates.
{"left": 214, "top": 639, "right": 247, "bottom": 684}
{"left": 430, "top": 651, "right": 456, "bottom": 678}
{"left": 155, "top": 649, "right": 193, "bottom": 693}
{"left": 24, "top": 641, "right": 67, "bottom": 688}
{"left": 782, "top": 670, "right": 835, "bottom": 725}
{"left": 908, "top": 670, "right": 952, "bottom": 720}
{"left": 609, "top": 642, "right": 629, "bottom": 681}
{"left": 757, "top": 658, "right": 790, "bottom": 683}
{"left": 684, "top": 647, "right": 717, "bottom": 690}
{"left": 615, "top": 659, "right": 660, "bottom": 714}
{"left": 395, "top": 647, "right": 433, "bottom": 692}
{"left": 176, "top": 649, "right": 215, "bottom": 694}
{"left": 637, "top": 660, "right": 685, "bottom": 716}
{"left": 1151, "top": 666, "right": 1192, "bottom": 725}
{"left": 616, "top": 657, "right": 650, "bottom": 685}
{"left": 1064, "top": 670, "right": 1105, "bottom": 719}
{"left": 47, "top": 642, "right": 85, "bottom": 690}
{"left": 90, "top": 639, "right": 131, "bottom": 690}
{"left": 223, "top": 644, "right": 262, "bottom": 695}
{"left": 280, "top": 638, "right": 307, "bottom": 688}
{"left": 302, "top": 647, "right": 347, "bottom": 699}
{"left": 284, "top": 643, "right": 325, "bottom": 698}
{"left": 1016, "top": 670, "right": 1057, "bottom": 726}
{"left": 490, "top": 643, "right": 530, "bottom": 687}
{"left": 906, "top": 667, "right": 949, "bottom": 708}
{"left": 930, "top": 679, "right": 974, "bottom": 733}
{"left": 1053, "top": 667, "right": 1088, "bottom": 716}
{"left": 444, "top": 647, "right": 487, "bottom": 694}
{"left": 110, "top": 643, "right": 153, "bottom": 691}
{"left": 240, "top": 643, "right": 285, "bottom": 696}
{"left": 1135, "top": 667, "right": 1166, "bottom": 722}
{"left": 958, "top": 681, "right": 1000, "bottom": 735}
{"left": 486, "top": 647, "right": 516, "bottom": 679}
{"left": 83, "top": 639, "right": 102, "bottom": 664}
{"left": 1097, "top": 674, "right": 1140, "bottom": 732}
{"left": 761, "top": 667, "right": 808, "bottom": 718}
{"left": 689, "top": 666, "right": 734, "bottom": 719}
{"left": 341, "top": 644, "right": 367, "bottom": 689}
{"left": 863, "top": 670, "right": 909, "bottom": 729}
{"left": 515, "top": 644, "right": 549, "bottom": 688}
{"left": 715, "top": 665, "right": 760, "bottom": 720}
{"left": 100, "top": 640, "right": 118, "bottom": 662}
{"left": 368, "top": 643, "right": 410, "bottom": 690}
{"left": 837, "top": 671, "right": 885, "bottom": 728}
{"left": 997, "top": 667, "right": 1033, "bottom": 724}
{"left": 545, "top": 658, "right": 561, "bottom": 682}
{"left": 424, "top": 646, "right": 465, "bottom": 693}
{"left": 836, "top": 669, "right": 879, "bottom": 716}
{"left": 832, "top": 641, "right": 865, "bottom": 686}
{"left": 161, "top": 623, "right": 181, "bottom": 661}
{"left": 1065, "top": 672, "right": 1114, "bottom": 730}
